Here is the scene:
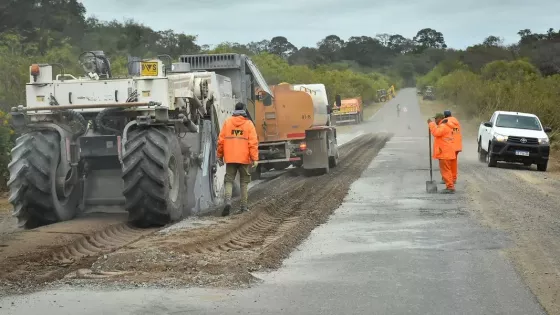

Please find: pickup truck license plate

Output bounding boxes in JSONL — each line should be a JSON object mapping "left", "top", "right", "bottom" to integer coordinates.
{"left": 515, "top": 150, "right": 530, "bottom": 156}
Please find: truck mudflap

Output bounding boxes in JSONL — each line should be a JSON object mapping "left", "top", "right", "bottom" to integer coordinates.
{"left": 302, "top": 128, "right": 335, "bottom": 173}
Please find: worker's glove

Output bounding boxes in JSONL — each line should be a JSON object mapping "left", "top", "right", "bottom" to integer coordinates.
{"left": 427, "top": 118, "right": 432, "bottom": 124}
{"left": 252, "top": 161, "right": 258, "bottom": 168}
{"left": 217, "top": 158, "right": 224, "bottom": 166}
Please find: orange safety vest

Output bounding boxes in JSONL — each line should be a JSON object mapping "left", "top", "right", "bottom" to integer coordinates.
{"left": 429, "top": 120, "right": 456, "bottom": 160}
{"left": 217, "top": 115, "right": 259, "bottom": 164}
{"left": 446, "top": 116, "right": 462, "bottom": 152}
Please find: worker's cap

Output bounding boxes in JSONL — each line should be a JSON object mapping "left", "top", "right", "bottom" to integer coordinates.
{"left": 443, "top": 110, "right": 452, "bottom": 117}
{"left": 235, "top": 102, "right": 246, "bottom": 110}
{"left": 434, "top": 113, "right": 445, "bottom": 119}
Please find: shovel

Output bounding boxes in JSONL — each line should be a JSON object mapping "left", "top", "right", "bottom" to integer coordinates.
{"left": 426, "top": 127, "right": 438, "bottom": 193}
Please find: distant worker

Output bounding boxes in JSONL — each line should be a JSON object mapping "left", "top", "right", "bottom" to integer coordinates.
{"left": 217, "top": 102, "right": 259, "bottom": 216}
{"left": 444, "top": 110, "right": 462, "bottom": 183}
{"left": 396, "top": 104, "right": 401, "bottom": 117}
{"left": 428, "top": 113, "right": 456, "bottom": 193}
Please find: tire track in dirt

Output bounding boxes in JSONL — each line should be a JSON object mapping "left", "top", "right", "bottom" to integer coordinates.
{"left": 87, "top": 133, "right": 390, "bottom": 287}
{"left": 52, "top": 223, "right": 158, "bottom": 264}
{"left": 0, "top": 133, "right": 388, "bottom": 292}
{"left": 148, "top": 134, "right": 376, "bottom": 256}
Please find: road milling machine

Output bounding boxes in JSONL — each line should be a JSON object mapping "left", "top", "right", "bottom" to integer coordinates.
{"left": 253, "top": 83, "right": 340, "bottom": 179}
{"left": 8, "top": 52, "right": 273, "bottom": 228}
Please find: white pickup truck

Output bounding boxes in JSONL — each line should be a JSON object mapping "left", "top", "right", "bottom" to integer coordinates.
{"left": 477, "top": 110, "right": 552, "bottom": 171}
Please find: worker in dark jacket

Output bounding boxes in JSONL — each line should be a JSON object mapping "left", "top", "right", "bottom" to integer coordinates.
{"left": 217, "top": 102, "right": 259, "bottom": 216}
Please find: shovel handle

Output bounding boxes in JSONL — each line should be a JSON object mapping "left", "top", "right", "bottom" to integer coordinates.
{"left": 428, "top": 127, "right": 433, "bottom": 181}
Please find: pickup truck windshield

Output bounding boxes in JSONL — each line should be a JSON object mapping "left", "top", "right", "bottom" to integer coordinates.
{"left": 495, "top": 114, "right": 542, "bottom": 131}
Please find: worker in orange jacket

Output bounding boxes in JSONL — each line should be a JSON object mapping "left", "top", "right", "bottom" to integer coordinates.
{"left": 444, "top": 110, "right": 462, "bottom": 183}
{"left": 217, "top": 102, "right": 259, "bottom": 216}
{"left": 428, "top": 113, "right": 456, "bottom": 193}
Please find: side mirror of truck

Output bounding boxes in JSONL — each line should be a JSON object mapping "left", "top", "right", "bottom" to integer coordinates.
{"left": 544, "top": 126, "right": 552, "bottom": 132}
{"left": 335, "top": 94, "right": 341, "bottom": 107}
{"left": 483, "top": 122, "right": 492, "bottom": 128}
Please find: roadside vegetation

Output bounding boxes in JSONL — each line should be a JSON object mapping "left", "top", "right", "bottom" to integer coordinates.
{"left": 416, "top": 31, "right": 560, "bottom": 152}
{"left": 1, "top": 1, "right": 560, "bottom": 186}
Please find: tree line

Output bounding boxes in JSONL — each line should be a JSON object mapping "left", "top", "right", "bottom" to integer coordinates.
{"left": 1, "top": 0, "right": 560, "bottom": 185}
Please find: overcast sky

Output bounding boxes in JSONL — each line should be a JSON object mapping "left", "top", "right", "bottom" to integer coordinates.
{"left": 80, "top": 0, "right": 560, "bottom": 49}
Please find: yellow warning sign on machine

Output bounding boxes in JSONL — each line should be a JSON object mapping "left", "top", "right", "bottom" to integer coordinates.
{"left": 141, "top": 61, "right": 158, "bottom": 76}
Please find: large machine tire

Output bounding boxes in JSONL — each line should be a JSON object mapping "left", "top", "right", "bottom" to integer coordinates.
{"left": 8, "top": 131, "right": 79, "bottom": 228}
{"left": 122, "top": 127, "right": 185, "bottom": 227}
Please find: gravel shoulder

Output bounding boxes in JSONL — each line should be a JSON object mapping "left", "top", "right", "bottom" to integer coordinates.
{"left": 420, "top": 97, "right": 560, "bottom": 314}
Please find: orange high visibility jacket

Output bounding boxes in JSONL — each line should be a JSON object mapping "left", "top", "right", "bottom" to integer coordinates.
{"left": 217, "top": 115, "right": 259, "bottom": 164}
{"left": 429, "top": 120, "right": 456, "bottom": 160}
{"left": 446, "top": 116, "right": 462, "bottom": 152}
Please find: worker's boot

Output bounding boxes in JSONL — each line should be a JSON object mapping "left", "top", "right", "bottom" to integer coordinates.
{"left": 235, "top": 205, "right": 249, "bottom": 214}
{"left": 221, "top": 200, "right": 232, "bottom": 216}
{"left": 440, "top": 188, "right": 455, "bottom": 194}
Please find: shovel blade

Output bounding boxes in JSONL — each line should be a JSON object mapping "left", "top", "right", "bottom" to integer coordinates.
{"left": 426, "top": 180, "right": 438, "bottom": 193}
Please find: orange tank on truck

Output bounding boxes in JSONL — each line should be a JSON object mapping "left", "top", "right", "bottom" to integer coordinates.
{"left": 255, "top": 83, "right": 329, "bottom": 143}
{"left": 253, "top": 83, "right": 338, "bottom": 179}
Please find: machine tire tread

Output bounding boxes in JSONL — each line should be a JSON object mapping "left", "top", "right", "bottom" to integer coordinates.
{"left": 122, "top": 126, "right": 185, "bottom": 227}
{"left": 8, "top": 131, "right": 60, "bottom": 228}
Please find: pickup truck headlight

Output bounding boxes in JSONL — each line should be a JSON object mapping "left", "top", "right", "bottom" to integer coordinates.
{"left": 538, "top": 137, "right": 550, "bottom": 145}
{"left": 493, "top": 134, "right": 508, "bottom": 142}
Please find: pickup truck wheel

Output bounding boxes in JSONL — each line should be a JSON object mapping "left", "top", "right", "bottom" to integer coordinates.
{"left": 486, "top": 152, "right": 497, "bottom": 167}
{"left": 478, "top": 142, "right": 487, "bottom": 163}
{"left": 537, "top": 161, "right": 548, "bottom": 172}
{"left": 487, "top": 155, "right": 497, "bottom": 167}
{"left": 486, "top": 142, "right": 497, "bottom": 167}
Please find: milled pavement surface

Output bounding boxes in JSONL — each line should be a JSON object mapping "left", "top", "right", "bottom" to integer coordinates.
{"left": 0, "top": 89, "right": 545, "bottom": 314}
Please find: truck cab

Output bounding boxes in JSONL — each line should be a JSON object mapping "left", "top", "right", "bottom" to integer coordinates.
{"left": 477, "top": 110, "right": 552, "bottom": 171}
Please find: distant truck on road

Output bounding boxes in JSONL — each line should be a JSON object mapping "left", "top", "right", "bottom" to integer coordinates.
{"left": 477, "top": 110, "right": 552, "bottom": 171}
{"left": 331, "top": 96, "right": 363, "bottom": 125}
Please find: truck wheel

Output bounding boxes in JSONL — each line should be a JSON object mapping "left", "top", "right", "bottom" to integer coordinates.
{"left": 251, "top": 164, "right": 262, "bottom": 181}
{"left": 478, "top": 141, "right": 487, "bottom": 163}
{"left": 8, "top": 131, "right": 80, "bottom": 228}
{"left": 329, "top": 151, "right": 339, "bottom": 168}
{"left": 537, "top": 161, "right": 548, "bottom": 172}
{"left": 320, "top": 136, "right": 331, "bottom": 175}
{"left": 486, "top": 143, "right": 497, "bottom": 167}
{"left": 122, "top": 127, "right": 185, "bottom": 227}
{"left": 272, "top": 162, "right": 290, "bottom": 170}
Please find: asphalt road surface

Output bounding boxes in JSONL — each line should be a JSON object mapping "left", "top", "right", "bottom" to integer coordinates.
{"left": 0, "top": 89, "right": 548, "bottom": 314}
